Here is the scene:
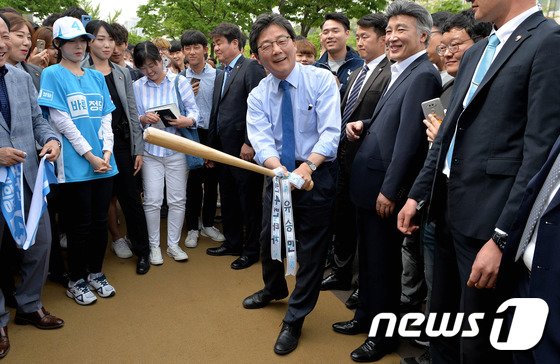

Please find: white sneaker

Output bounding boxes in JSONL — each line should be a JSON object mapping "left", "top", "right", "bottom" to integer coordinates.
{"left": 200, "top": 226, "right": 225, "bottom": 242}
{"left": 112, "top": 238, "right": 133, "bottom": 259}
{"left": 66, "top": 279, "right": 97, "bottom": 305}
{"left": 59, "top": 233, "right": 67, "bottom": 249}
{"left": 184, "top": 230, "right": 199, "bottom": 248}
{"left": 149, "top": 247, "right": 164, "bottom": 265}
{"left": 167, "top": 245, "right": 189, "bottom": 261}
{"left": 87, "top": 273, "right": 116, "bottom": 298}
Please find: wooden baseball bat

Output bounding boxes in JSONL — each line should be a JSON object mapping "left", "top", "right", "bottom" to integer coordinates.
{"left": 143, "top": 128, "right": 313, "bottom": 190}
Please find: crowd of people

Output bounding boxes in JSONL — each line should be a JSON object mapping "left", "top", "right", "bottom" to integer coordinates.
{"left": 0, "top": 0, "right": 559, "bottom": 363}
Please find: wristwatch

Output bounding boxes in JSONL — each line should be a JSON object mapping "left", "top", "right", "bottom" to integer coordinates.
{"left": 491, "top": 231, "right": 508, "bottom": 251}
{"left": 304, "top": 160, "right": 317, "bottom": 172}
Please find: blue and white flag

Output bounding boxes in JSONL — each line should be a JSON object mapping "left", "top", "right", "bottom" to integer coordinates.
{"left": 0, "top": 163, "right": 27, "bottom": 248}
{"left": 23, "top": 156, "right": 57, "bottom": 250}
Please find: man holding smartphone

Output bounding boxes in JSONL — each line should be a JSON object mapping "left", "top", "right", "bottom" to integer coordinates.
{"left": 180, "top": 30, "right": 225, "bottom": 248}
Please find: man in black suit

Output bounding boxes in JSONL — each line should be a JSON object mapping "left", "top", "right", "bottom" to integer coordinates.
{"left": 398, "top": 0, "right": 560, "bottom": 362}
{"left": 499, "top": 125, "right": 560, "bottom": 364}
{"left": 332, "top": 2, "right": 442, "bottom": 362}
{"left": 321, "top": 13, "right": 391, "bottom": 303}
{"left": 207, "top": 23, "right": 266, "bottom": 270}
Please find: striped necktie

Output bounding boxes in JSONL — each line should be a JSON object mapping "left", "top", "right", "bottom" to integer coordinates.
{"left": 341, "top": 64, "right": 369, "bottom": 126}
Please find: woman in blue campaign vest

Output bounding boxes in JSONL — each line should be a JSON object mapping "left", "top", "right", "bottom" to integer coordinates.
{"left": 38, "top": 17, "right": 117, "bottom": 306}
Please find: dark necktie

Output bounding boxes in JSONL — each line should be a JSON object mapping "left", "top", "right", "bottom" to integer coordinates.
{"left": 0, "top": 69, "right": 11, "bottom": 129}
{"left": 280, "top": 80, "right": 295, "bottom": 171}
{"left": 516, "top": 154, "right": 560, "bottom": 261}
{"left": 341, "top": 64, "right": 369, "bottom": 126}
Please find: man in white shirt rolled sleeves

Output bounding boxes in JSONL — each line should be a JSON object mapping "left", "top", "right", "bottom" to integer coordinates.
{"left": 242, "top": 13, "right": 341, "bottom": 356}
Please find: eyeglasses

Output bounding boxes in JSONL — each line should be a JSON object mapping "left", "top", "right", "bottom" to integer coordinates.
{"left": 258, "top": 35, "right": 291, "bottom": 54}
{"left": 436, "top": 40, "right": 472, "bottom": 56}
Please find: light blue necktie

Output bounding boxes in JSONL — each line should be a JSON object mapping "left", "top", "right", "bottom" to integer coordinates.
{"left": 280, "top": 80, "right": 295, "bottom": 171}
{"left": 446, "top": 34, "right": 500, "bottom": 172}
{"left": 221, "top": 65, "right": 232, "bottom": 96}
{"left": 341, "top": 64, "right": 369, "bottom": 126}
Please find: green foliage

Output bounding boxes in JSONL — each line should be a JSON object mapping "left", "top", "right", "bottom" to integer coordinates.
{"left": 1, "top": 0, "right": 78, "bottom": 18}
{"left": 128, "top": 32, "right": 150, "bottom": 46}
{"left": 136, "top": 0, "right": 272, "bottom": 39}
{"left": 279, "top": 0, "right": 388, "bottom": 37}
{"left": 415, "top": 0, "right": 469, "bottom": 14}
{"left": 136, "top": 0, "right": 389, "bottom": 39}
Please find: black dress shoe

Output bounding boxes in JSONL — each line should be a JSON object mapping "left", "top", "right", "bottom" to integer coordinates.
{"left": 136, "top": 256, "right": 150, "bottom": 275}
{"left": 274, "top": 322, "right": 301, "bottom": 355}
{"left": 242, "top": 289, "right": 288, "bottom": 309}
{"left": 321, "top": 272, "right": 352, "bottom": 291}
{"left": 206, "top": 244, "right": 241, "bottom": 256}
{"left": 350, "top": 338, "right": 398, "bottom": 362}
{"left": 332, "top": 319, "right": 368, "bottom": 335}
{"left": 345, "top": 288, "right": 360, "bottom": 310}
{"left": 0, "top": 326, "right": 9, "bottom": 359}
{"left": 231, "top": 255, "right": 258, "bottom": 270}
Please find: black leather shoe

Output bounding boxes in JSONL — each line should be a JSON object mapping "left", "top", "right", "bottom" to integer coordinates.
{"left": 345, "top": 288, "right": 360, "bottom": 310}
{"left": 0, "top": 326, "right": 9, "bottom": 359}
{"left": 350, "top": 339, "right": 397, "bottom": 362}
{"left": 332, "top": 319, "right": 368, "bottom": 335}
{"left": 206, "top": 244, "right": 241, "bottom": 256}
{"left": 321, "top": 272, "right": 351, "bottom": 291}
{"left": 136, "top": 256, "right": 150, "bottom": 275}
{"left": 231, "top": 255, "right": 258, "bottom": 270}
{"left": 243, "top": 289, "right": 288, "bottom": 309}
{"left": 274, "top": 322, "right": 301, "bottom": 355}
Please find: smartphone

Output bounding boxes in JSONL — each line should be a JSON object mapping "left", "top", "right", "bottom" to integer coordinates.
{"left": 190, "top": 77, "right": 200, "bottom": 84}
{"left": 421, "top": 98, "right": 445, "bottom": 121}
{"left": 36, "top": 39, "right": 46, "bottom": 53}
{"left": 81, "top": 15, "right": 92, "bottom": 28}
{"left": 162, "top": 56, "right": 170, "bottom": 69}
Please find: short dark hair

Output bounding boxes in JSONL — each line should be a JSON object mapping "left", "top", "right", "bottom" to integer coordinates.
{"left": 431, "top": 11, "right": 453, "bottom": 31}
{"left": 249, "top": 13, "right": 296, "bottom": 55}
{"left": 322, "top": 12, "right": 350, "bottom": 31}
{"left": 111, "top": 22, "right": 129, "bottom": 45}
{"left": 210, "top": 22, "right": 246, "bottom": 51}
{"left": 180, "top": 29, "right": 208, "bottom": 48}
{"left": 357, "top": 13, "right": 388, "bottom": 37}
{"left": 133, "top": 41, "right": 162, "bottom": 68}
{"left": 85, "top": 20, "right": 116, "bottom": 39}
{"left": 0, "top": 13, "right": 10, "bottom": 30}
{"left": 62, "top": 6, "right": 88, "bottom": 19}
{"left": 42, "top": 13, "right": 62, "bottom": 27}
{"left": 442, "top": 9, "right": 492, "bottom": 43}
{"left": 169, "top": 40, "right": 182, "bottom": 52}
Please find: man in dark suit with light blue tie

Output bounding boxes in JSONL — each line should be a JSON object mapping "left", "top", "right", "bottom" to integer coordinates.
{"left": 398, "top": 0, "right": 560, "bottom": 362}
{"left": 0, "top": 14, "right": 64, "bottom": 359}
{"left": 332, "top": 2, "right": 442, "bottom": 362}
{"left": 207, "top": 23, "right": 266, "bottom": 270}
